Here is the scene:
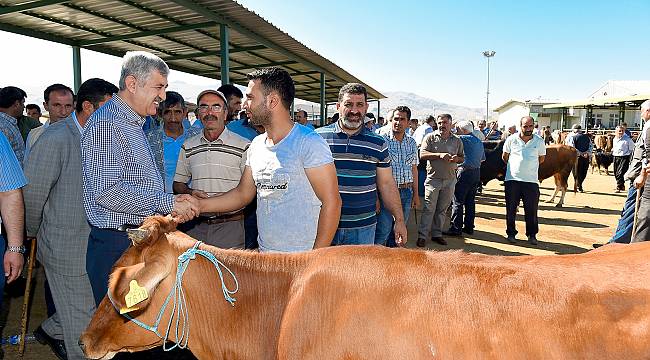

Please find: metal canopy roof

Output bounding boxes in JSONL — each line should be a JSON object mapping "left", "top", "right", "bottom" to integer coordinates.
{"left": 0, "top": 0, "right": 385, "bottom": 104}
{"left": 543, "top": 93, "right": 650, "bottom": 109}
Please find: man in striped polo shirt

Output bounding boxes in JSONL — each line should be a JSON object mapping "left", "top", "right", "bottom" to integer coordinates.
{"left": 173, "top": 89, "right": 250, "bottom": 249}
{"left": 317, "top": 83, "right": 407, "bottom": 246}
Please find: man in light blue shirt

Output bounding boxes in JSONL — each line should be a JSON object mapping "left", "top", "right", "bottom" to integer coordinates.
{"left": 502, "top": 116, "right": 546, "bottom": 245}
{"left": 294, "top": 109, "right": 315, "bottom": 130}
{"left": 146, "top": 91, "right": 201, "bottom": 193}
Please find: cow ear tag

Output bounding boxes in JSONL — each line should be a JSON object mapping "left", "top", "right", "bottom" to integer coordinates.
{"left": 124, "top": 279, "right": 149, "bottom": 309}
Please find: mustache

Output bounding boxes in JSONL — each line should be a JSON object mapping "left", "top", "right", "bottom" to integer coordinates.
{"left": 203, "top": 115, "right": 218, "bottom": 121}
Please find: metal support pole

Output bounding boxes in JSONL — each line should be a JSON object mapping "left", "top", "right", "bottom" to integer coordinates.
{"left": 72, "top": 46, "right": 81, "bottom": 93}
{"left": 319, "top": 72, "right": 326, "bottom": 126}
{"left": 619, "top": 102, "right": 625, "bottom": 126}
{"left": 482, "top": 50, "right": 495, "bottom": 122}
{"left": 220, "top": 24, "right": 230, "bottom": 84}
{"left": 377, "top": 101, "right": 381, "bottom": 124}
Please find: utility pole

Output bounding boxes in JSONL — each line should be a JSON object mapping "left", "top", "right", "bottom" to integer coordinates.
{"left": 483, "top": 50, "right": 496, "bottom": 122}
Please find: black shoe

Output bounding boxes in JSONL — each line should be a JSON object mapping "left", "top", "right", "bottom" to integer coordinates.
{"left": 507, "top": 235, "right": 517, "bottom": 244}
{"left": 432, "top": 237, "right": 448, "bottom": 245}
{"left": 527, "top": 235, "right": 538, "bottom": 246}
{"left": 34, "top": 326, "right": 67, "bottom": 360}
{"left": 462, "top": 227, "right": 474, "bottom": 235}
{"left": 592, "top": 243, "right": 604, "bottom": 249}
{"left": 442, "top": 230, "right": 462, "bottom": 236}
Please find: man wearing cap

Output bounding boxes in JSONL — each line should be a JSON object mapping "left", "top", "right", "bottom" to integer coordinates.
{"left": 173, "top": 90, "right": 251, "bottom": 249}
{"left": 564, "top": 124, "right": 592, "bottom": 192}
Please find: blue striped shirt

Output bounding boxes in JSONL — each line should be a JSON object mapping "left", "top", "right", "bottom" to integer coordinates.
{"left": 316, "top": 122, "right": 390, "bottom": 229}
{"left": 81, "top": 94, "right": 174, "bottom": 229}
{"left": 0, "top": 112, "right": 25, "bottom": 166}
{"left": 0, "top": 132, "right": 27, "bottom": 192}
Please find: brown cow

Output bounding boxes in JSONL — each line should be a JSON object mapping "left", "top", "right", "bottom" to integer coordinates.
{"left": 481, "top": 143, "right": 577, "bottom": 207}
{"left": 80, "top": 216, "right": 650, "bottom": 359}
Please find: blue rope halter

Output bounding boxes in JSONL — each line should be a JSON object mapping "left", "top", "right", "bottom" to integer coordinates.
{"left": 107, "top": 241, "right": 239, "bottom": 351}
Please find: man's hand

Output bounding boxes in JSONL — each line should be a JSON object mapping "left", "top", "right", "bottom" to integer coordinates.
{"left": 450, "top": 155, "right": 462, "bottom": 163}
{"left": 411, "top": 194, "right": 420, "bottom": 209}
{"left": 4, "top": 251, "right": 24, "bottom": 283}
{"left": 440, "top": 153, "right": 451, "bottom": 161}
{"left": 172, "top": 194, "right": 200, "bottom": 223}
{"left": 393, "top": 219, "right": 408, "bottom": 247}
{"left": 634, "top": 169, "right": 649, "bottom": 189}
{"left": 191, "top": 189, "right": 210, "bottom": 199}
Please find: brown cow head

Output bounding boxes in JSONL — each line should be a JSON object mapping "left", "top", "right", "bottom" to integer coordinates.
{"left": 80, "top": 216, "right": 195, "bottom": 359}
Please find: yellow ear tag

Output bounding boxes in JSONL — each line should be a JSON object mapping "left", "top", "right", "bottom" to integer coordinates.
{"left": 124, "top": 279, "right": 149, "bottom": 309}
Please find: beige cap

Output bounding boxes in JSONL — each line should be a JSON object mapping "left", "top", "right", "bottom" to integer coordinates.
{"left": 196, "top": 89, "right": 227, "bottom": 105}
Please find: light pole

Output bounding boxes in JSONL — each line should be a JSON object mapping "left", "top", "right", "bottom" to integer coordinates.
{"left": 483, "top": 50, "right": 496, "bottom": 122}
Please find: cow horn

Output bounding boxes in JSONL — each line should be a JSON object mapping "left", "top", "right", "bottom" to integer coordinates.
{"left": 127, "top": 228, "right": 151, "bottom": 246}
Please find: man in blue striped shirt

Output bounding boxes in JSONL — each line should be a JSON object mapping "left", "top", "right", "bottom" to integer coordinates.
{"left": 0, "top": 132, "right": 27, "bottom": 308}
{"left": 317, "top": 83, "right": 407, "bottom": 246}
{"left": 81, "top": 51, "right": 198, "bottom": 306}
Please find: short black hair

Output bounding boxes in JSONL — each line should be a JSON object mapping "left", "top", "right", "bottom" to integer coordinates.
{"left": 0, "top": 86, "right": 27, "bottom": 108}
{"left": 247, "top": 67, "right": 295, "bottom": 110}
{"left": 217, "top": 84, "right": 243, "bottom": 100}
{"left": 75, "top": 78, "right": 118, "bottom": 112}
{"left": 161, "top": 91, "right": 185, "bottom": 110}
{"left": 437, "top": 113, "right": 452, "bottom": 122}
{"left": 44, "top": 83, "right": 74, "bottom": 103}
{"left": 394, "top": 105, "right": 411, "bottom": 120}
{"left": 338, "top": 83, "right": 367, "bottom": 102}
{"left": 426, "top": 115, "right": 436, "bottom": 124}
{"left": 26, "top": 104, "right": 41, "bottom": 113}
{"left": 297, "top": 109, "right": 308, "bottom": 117}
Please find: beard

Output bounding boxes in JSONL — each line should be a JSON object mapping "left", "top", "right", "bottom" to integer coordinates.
{"left": 340, "top": 112, "right": 363, "bottom": 130}
{"left": 523, "top": 130, "right": 533, "bottom": 136}
{"left": 249, "top": 103, "right": 272, "bottom": 127}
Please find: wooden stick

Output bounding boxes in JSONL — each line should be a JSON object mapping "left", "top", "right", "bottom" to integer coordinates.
{"left": 18, "top": 237, "right": 37, "bottom": 356}
{"left": 631, "top": 189, "right": 642, "bottom": 242}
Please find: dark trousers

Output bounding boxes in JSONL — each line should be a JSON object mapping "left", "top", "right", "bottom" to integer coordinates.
{"left": 244, "top": 201, "right": 259, "bottom": 250}
{"left": 505, "top": 180, "right": 540, "bottom": 237}
{"left": 450, "top": 168, "right": 480, "bottom": 232}
{"left": 86, "top": 226, "right": 131, "bottom": 306}
{"left": 613, "top": 155, "right": 631, "bottom": 190}
{"left": 609, "top": 186, "right": 638, "bottom": 244}
{"left": 575, "top": 155, "right": 589, "bottom": 190}
{"left": 633, "top": 186, "right": 650, "bottom": 243}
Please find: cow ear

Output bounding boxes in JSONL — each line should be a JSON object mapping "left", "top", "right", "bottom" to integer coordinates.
{"left": 108, "top": 259, "right": 172, "bottom": 314}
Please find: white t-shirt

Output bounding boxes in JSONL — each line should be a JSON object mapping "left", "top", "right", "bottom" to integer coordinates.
{"left": 246, "top": 123, "right": 333, "bottom": 252}
{"left": 503, "top": 134, "right": 546, "bottom": 184}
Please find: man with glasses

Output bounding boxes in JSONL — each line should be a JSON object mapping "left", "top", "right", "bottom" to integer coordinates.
{"left": 173, "top": 90, "right": 251, "bottom": 249}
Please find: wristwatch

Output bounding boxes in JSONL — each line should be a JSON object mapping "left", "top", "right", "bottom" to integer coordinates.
{"left": 7, "top": 245, "right": 26, "bottom": 254}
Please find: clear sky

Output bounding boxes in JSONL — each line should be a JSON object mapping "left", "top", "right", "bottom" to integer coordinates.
{"left": 1, "top": 0, "right": 648, "bottom": 111}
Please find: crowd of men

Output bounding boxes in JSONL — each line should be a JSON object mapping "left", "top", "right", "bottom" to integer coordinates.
{"left": 0, "top": 50, "right": 649, "bottom": 359}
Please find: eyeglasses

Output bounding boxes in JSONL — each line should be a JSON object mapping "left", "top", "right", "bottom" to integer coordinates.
{"left": 198, "top": 104, "right": 224, "bottom": 113}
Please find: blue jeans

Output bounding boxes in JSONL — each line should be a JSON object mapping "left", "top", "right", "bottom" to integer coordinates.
{"left": 450, "top": 168, "right": 480, "bottom": 232}
{"left": 375, "top": 188, "right": 413, "bottom": 246}
{"left": 332, "top": 224, "right": 377, "bottom": 245}
{"left": 609, "top": 186, "right": 637, "bottom": 244}
{"left": 418, "top": 167, "right": 426, "bottom": 197}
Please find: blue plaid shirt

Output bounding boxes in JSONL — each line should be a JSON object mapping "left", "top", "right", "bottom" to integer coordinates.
{"left": 0, "top": 132, "right": 27, "bottom": 192}
{"left": 81, "top": 94, "right": 174, "bottom": 229}
{"left": 0, "top": 112, "right": 25, "bottom": 166}
{"left": 381, "top": 131, "right": 418, "bottom": 185}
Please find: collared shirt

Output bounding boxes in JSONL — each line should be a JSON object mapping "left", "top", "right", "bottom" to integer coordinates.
{"left": 504, "top": 134, "right": 546, "bottom": 184}
{"left": 381, "top": 131, "right": 418, "bottom": 185}
{"left": 0, "top": 132, "right": 27, "bottom": 227}
{"left": 412, "top": 123, "right": 433, "bottom": 147}
{"left": 81, "top": 94, "right": 174, "bottom": 229}
{"left": 71, "top": 112, "right": 84, "bottom": 134}
{"left": 421, "top": 132, "right": 464, "bottom": 180}
{"left": 472, "top": 129, "right": 486, "bottom": 141}
{"left": 17, "top": 115, "right": 42, "bottom": 142}
{"left": 458, "top": 134, "right": 485, "bottom": 170}
{"left": 226, "top": 118, "right": 260, "bottom": 141}
{"left": 612, "top": 134, "right": 634, "bottom": 157}
{"left": 0, "top": 132, "right": 27, "bottom": 192}
{"left": 146, "top": 124, "right": 201, "bottom": 193}
{"left": 0, "top": 111, "right": 25, "bottom": 166}
{"left": 316, "top": 121, "right": 390, "bottom": 229}
{"left": 174, "top": 128, "right": 250, "bottom": 196}
{"left": 25, "top": 120, "right": 50, "bottom": 159}
{"left": 564, "top": 131, "right": 592, "bottom": 155}
{"left": 182, "top": 118, "right": 203, "bottom": 131}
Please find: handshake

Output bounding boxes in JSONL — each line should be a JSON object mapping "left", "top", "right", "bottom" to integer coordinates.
{"left": 171, "top": 194, "right": 202, "bottom": 223}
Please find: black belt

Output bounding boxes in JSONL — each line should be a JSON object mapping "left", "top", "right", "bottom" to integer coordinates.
{"left": 116, "top": 224, "right": 139, "bottom": 232}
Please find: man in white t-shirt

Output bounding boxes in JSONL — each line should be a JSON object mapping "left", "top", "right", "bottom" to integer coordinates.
{"left": 193, "top": 67, "right": 341, "bottom": 252}
{"left": 502, "top": 116, "right": 546, "bottom": 245}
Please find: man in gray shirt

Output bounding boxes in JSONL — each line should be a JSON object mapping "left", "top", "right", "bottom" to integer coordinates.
{"left": 193, "top": 67, "right": 341, "bottom": 252}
